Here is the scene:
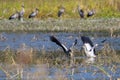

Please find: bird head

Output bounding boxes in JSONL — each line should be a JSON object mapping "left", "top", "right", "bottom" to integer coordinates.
{"left": 67, "top": 48, "right": 74, "bottom": 58}
{"left": 36, "top": 8, "right": 39, "bottom": 11}
{"left": 21, "top": 4, "right": 25, "bottom": 8}
{"left": 77, "top": 5, "right": 80, "bottom": 9}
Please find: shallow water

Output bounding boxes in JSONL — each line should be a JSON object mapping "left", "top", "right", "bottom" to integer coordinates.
{"left": 0, "top": 32, "right": 120, "bottom": 80}
{"left": 0, "top": 60, "right": 120, "bottom": 80}
{"left": 0, "top": 32, "right": 119, "bottom": 51}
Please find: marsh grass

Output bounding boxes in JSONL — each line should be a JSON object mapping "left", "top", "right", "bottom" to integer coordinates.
{"left": 0, "top": 0, "right": 120, "bottom": 19}
{"left": 97, "top": 43, "right": 120, "bottom": 64}
{"left": 0, "top": 38, "right": 119, "bottom": 78}
{"left": 0, "top": 42, "right": 120, "bottom": 79}
{"left": 0, "top": 42, "right": 119, "bottom": 65}
{"left": 0, "top": 18, "right": 120, "bottom": 33}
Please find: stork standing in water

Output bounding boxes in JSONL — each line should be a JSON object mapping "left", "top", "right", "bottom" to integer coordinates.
{"left": 50, "top": 36, "right": 77, "bottom": 58}
{"left": 87, "top": 10, "right": 95, "bottom": 17}
{"left": 81, "top": 36, "right": 98, "bottom": 57}
{"left": 9, "top": 11, "right": 19, "bottom": 20}
{"left": 28, "top": 8, "right": 39, "bottom": 18}
{"left": 58, "top": 7, "right": 65, "bottom": 17}
{"left": 18, "top": 5, "right": 25, "bottom": 21}
{"left": 77, "top": 5, "right": 84, "bottom": 18}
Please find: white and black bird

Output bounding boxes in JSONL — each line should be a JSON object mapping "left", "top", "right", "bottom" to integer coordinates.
{"left": 9, "top": 11, "right": 19, "bottom": 20}
{"left": 81, "top": 36, "right": 98, "bottom": 57}
{"left": 28, "top": 8, "right": 39, "bottom": 18}
{"left": 50, "top": 36, "right": 77, "bottom": 57}
{"left": 58, "top": 7, "right": 65, "bottom": 17}
{"left": 87, "top": 10, "right": 95, "bottom": 17}
{"left": 77, "top": 5, "right": 84, "bottom": 18}
{"left": 18, "top": 5, "right": 25, "bottom": 21}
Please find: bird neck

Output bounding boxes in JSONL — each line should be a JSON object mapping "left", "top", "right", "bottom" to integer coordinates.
{"left": 36, "top": 10, "right": 39, "bottom": 13}
{"left": 22, "top": 7, "right": 25, "bottom": 12}
{"left": 92, "top": 44, "right": 98, "bottom": 49}
{"left": 65, "top": 49, "right": 72, "bottom": 57}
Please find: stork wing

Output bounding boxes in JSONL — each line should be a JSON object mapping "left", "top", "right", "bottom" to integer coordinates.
{"left": 81, "top": 36, "right": 94, "bottom": 47}
{"left": 50, "top": 36, "right": 68, "bottom": 52}
{"left": 58, "top": 11, "right": 63, "bottom": 17}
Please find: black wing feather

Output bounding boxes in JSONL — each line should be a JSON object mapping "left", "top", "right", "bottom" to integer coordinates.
{"left": 79, "top": 10, "right": 84, "bottom": 18}
{"left": 50, "top": 36, "right": 67, "bottom": 52}
{"left": 58, "top": 11, "right": 63, "bottom": 17}
{"left": 81, "top": 36, "right": 94, "bottom": 47}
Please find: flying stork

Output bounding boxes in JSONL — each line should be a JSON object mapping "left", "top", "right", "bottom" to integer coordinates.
{"left": 50, "top": 36, "right": 77, "bottom": 58}
{"left": 81, "top": 36, "right": 98, "bottom": 57}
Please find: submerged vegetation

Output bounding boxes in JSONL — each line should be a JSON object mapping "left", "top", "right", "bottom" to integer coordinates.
{"left": 0, "top": 0, "right": 120, "bottom": 19}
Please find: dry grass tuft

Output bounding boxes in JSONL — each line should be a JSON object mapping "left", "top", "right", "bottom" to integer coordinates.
{"left": 16, "top": 43, "right": 34, "bottom": 64}
{"left": 97, "top": 43, "right": 120, "bottom": 64}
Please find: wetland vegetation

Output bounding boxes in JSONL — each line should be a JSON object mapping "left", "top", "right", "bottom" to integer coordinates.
{"left": 0, "top": 0, "right": 120, "bottom": 80}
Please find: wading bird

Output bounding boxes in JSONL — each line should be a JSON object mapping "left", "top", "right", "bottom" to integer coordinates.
{"left": 87, "top": 10, "right": 95, "bottom": 17}
{"left": 28, "top": 8, "right": 39, "bottom": 18}
{"left": 9, "top": 11, "right": 19, "bottom": 20}
{"left": 81, "top": 36, "right": 98, "bottom": 57}
{"left": 77, "top": 5, "right": 84, "bottom": 18}
{"left": 58, "top": 7, "right": 65, "bottom": 17}
{"left": 18, "top": 5, "right": 25, "bottom": 21}
{"left": 50, "top": 36, "right": 77, "bottom": 58}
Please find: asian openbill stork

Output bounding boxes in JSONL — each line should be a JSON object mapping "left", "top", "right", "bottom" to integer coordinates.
{"left": 18, "top": 5, "right": 25, "bottom": 21}
{"left": 9, "top": 11, "right": 19, "bottom": 20}
{"left": 87, "top": 10, "right": 95, "bottom": 17}
{"left": 58, "top": 7, "right": 65, "bottom": 17}
{"left": 77, "top": 5, "right": 84, "bottom": 18}
{"left": 81, "top": 36, "right": 98, "bottom": 57}
{"left": 28, "top": 8, "right": 39, "bottom": 18}
{"left": 50, "top": 36, "right": 77, "bottom": 58}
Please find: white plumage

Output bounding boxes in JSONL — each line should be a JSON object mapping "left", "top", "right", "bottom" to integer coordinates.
{"left": 28, "top": 8, "right": 39, "bottom": 18}
{"left": 83, "top": 43, "right": 97, "bottom": 57}
{"left": 9, "top": 11, "right": 19, "bottom": 20}
{"left": 87, "top": 10, "right": 95, "bottom": 17}
{"left": 81, "top": 36, "right": 98, "bottom": 57}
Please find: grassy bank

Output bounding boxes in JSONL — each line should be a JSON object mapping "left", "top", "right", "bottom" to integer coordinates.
{"left": 0, "top": 18, "right": 120, "bottom": 36}
{"left": 0, "top": 0, "right": 120, "bottom": 19}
